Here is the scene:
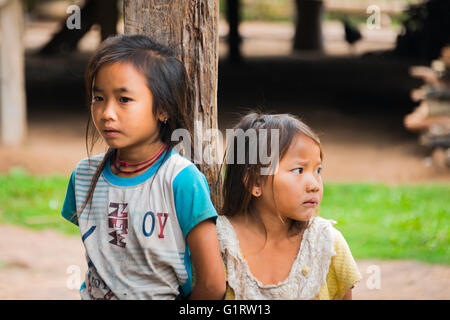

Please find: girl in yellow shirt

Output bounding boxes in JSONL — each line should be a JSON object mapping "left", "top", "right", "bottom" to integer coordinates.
{"left": 217, "top": 112, "right": 361, "bottom": 300}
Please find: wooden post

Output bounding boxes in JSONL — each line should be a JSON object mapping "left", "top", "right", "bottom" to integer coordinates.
{"left": 293, "top": 0, "right": 324, "bottom": 52}
{"left": 0, "top": 0, "right": 27, "bottom": 146}
{"left": 123, "top": 0, "right": 222, "bottom": 209}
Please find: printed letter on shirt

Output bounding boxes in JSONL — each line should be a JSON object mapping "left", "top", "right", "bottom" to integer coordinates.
{"left": 157, "top": 213, "right": 169, "bottom": 238}
{"left": 108, "top": 202, "right": 129, "bottom": 248}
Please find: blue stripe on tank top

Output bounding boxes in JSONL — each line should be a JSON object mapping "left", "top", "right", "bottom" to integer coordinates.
{"left": 151, "top": 248, "right": 185, "bottom": 256}
{"left": 75, "top": 190, "right": 108, "bottom": 194}
{"left": 81, "top": 226, "right": 96, "bottom": 242}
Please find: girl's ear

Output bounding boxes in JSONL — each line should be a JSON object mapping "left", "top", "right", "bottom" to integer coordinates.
{"left": 251, "top": 185, "right": 262, "bottom": 198}
{"left": 157, "top": 111, "right": 169, "bottom": 123}
{"left": 243, "top": 171, "right": 262, "bottom": 198}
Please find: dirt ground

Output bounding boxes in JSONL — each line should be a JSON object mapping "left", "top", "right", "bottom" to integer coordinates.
{"left": 0, "top": 19, "right": 449, "bottom": 300}
{"left": 0, "top": 225, "right": 448, "bottom": 300}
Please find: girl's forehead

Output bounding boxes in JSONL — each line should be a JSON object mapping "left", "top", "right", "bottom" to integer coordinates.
{"left": 283, "top": 134, "right": 321, "bottom": 162}
{"left": 95, "top": 62, "right": 146, "bottom": 86}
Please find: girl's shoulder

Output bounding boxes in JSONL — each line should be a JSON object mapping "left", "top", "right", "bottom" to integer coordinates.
{"left": 319, "top": 220, "right": 362, "bottom": 299}
{"left": 313, "top": 217, "right": 362, "bottom": 281}
{"left": 309, "top": 217, "right": 351, "bottom": 253}
{"left": 216, "top": 215, "right": 240, "bottom": 256}
{"left": 73, "top": 153, "right": 107, "bottom": 175}
{"left": 306, "top": 216, "right": 337, "bottom": 246}
{"left": 166, "top": 151, "right": 208, "bottom": 183}
{"left": 166, "top": 150, "right": 198, "bottom": 172}
{"left": 216, "top": 215, "right": 236, "bottom": 238}
{"left": 310, "top": 216, "right": 337, "bottom": 230}
{"left": 308, "top": 216, "right": 352, "bottom": 256}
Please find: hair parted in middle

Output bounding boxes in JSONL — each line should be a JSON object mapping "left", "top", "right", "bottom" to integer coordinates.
{"left": 221, "top": 111, "right": 323, "bottom": 238}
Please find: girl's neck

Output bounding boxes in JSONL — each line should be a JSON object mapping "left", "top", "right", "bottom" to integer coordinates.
{"left": 234, "top": 209, "right": 293, "bottom": 243}
{"left": 112, "top": 141, "right": 166, "bottom": 178}
{"left": 117, "top": 140, "right": 165, "bottom": 163}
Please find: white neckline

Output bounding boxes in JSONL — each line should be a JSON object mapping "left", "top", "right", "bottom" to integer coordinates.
{"left": 219, "top": 215, "right": 313, "bottom": 289}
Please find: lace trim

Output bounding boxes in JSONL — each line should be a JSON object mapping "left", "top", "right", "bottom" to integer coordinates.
{"left": 216, "top": 215, "right": 337, "bottom": 300}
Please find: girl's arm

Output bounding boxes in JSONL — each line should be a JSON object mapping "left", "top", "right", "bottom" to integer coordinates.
{"left": 187, "top": 218, "right": 226, "bottom": 300}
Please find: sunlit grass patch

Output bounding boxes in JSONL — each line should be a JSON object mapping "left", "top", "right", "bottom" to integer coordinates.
{"left": 321, "top": 183, "right": 450, "bottom": 265}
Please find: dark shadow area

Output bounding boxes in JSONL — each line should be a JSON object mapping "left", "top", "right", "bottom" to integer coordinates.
{"left": 25, "top": 51, "right": 424, "bottom": 141}
{"left": 22, "top": 0, "right": 448, "bottom": 155}
{"left": 217, "top": 55, "right": 423, "bottom": 116}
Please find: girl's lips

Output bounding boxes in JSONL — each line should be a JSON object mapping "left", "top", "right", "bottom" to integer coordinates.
{"left": 302, "top": 201, "right": 318, "bottom": 207}
{"left": 104, "top": 129, "right": 121, "bottom": 137}
{"left": 303, "top": 198, "right": 319, "bottom": 207}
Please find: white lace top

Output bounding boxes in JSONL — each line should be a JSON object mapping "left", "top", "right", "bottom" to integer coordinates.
{"left": 216, "top": 215, "right": 338, "bottom": 300}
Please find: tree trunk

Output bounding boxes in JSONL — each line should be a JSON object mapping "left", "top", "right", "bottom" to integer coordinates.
{"left": 0, "top": 0, "right": 27, "bottom": 146}
{"left": 226, "top": 0, "right": 241, "bottom": 63}
{"left": 293, "top": 0, "right": 324, "bottom": 52}
{"left": 123, "top": 0, "right": 222, "bottom": 209}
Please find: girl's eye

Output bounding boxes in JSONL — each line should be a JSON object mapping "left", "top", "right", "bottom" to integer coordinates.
{"left": 119, "top": 97, "right": 132, "bottom": 103}
{"left": 93, "top": 96, "right": 103, "bottom": 102}
{"left": 316, "top": 167, "right": 322, "bottom": 175}
{"left": 292, "top": 168, "right": 303, "bottom": 174}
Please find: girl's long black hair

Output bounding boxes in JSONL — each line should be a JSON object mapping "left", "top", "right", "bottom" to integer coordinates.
{"left": 78, "top": 34, "right": 193, "bottom": 218}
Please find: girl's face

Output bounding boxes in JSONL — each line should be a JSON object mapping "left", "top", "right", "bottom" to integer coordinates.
{"left": 256, "top": 133, "right": 323, "bottom": 222}
{"left": 91, "top": 62, "right": 165, "bottom": 151}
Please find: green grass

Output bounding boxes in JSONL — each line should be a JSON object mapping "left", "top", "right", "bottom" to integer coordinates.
{"left": 0, "top": 167, "right": 78, "bottom": 236}
{"left": 0, "top": 169, "right": 449, "bottom": 264}
{"left": 320, "top": 183, "right": 450, "bottom": 265}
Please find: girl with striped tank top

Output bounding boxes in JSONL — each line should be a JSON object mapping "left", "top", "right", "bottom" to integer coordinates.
{"left": 61, "top": 34, "right": 225, "bottom": 300}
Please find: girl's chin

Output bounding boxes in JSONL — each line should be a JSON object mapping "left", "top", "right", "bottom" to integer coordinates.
{"left": 105, "top": 143, "right": 123, "bottom": 149}
{"left": 104, "top": 139, "right": 127, "bottom": 149}
{"left": 289, "top": 210, "right": 314, "bottom": 222}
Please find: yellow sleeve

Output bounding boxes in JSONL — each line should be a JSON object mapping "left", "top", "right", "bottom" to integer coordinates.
{"left": 222, "top": 261, "right": 236, "bottom": 300}
{"left": 224, "top": 284, "right": 236, "bottom": 300}
{"left": 323, "top": 228, "right": 362, "bottom": 300}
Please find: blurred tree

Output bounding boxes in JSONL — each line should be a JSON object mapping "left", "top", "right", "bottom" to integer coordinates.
{"left": 38, "top": 0, "right": 118, "bottom": 55}
{"left": 293, "top": 0, "right": 324, "bottom": 52}
{"left": 227, "top": 0, "right": 241, "bottom": 62}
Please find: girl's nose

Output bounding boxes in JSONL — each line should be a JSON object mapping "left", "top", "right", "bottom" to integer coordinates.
{"left": 305, "top": 174, "right": 321, "bottom": 193}
{"left": 102, "top": 100, "right": 117, "bottom": 121}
